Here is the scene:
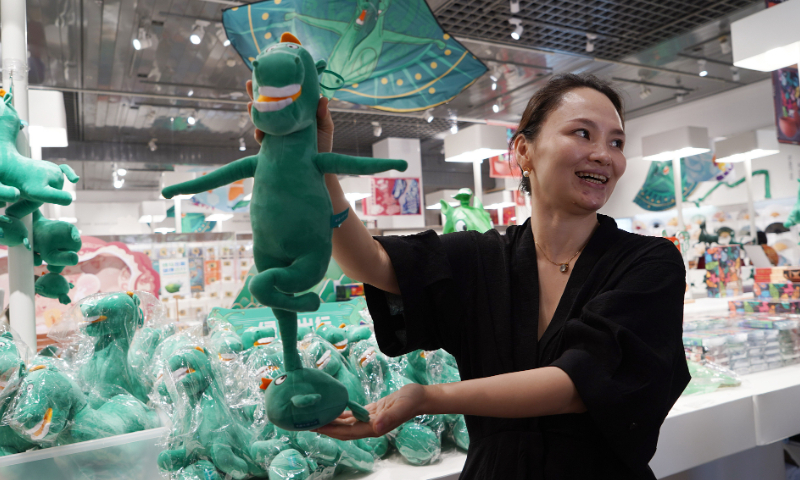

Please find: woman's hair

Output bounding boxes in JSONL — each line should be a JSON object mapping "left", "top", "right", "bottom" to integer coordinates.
{"left": 509, "top": 73, "right": 624, "bottom": 194}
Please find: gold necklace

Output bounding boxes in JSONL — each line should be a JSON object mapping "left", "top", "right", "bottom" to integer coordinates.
{"left": 534, "top": 240, "right": 587, "bottom": 273}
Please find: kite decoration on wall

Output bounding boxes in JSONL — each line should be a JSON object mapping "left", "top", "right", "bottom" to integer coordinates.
{"left": 222, "top": 0, "right": 487, "bottom": 112}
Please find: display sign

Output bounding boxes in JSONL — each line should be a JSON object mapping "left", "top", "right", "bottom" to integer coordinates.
{"left": 159, "top": 258, "right": 191, "bottom": 298}
{"left": 363, "top": 177, "right": 421, "bottom": 215}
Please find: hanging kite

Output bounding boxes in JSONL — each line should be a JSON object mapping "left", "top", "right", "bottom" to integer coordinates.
{"left": 222, "top": 0, "right": 487, "bottom": 112}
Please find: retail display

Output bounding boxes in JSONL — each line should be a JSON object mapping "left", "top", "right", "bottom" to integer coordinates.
{"left": 162, "top": 33, "right": 405, "bottom": 432}
{"left": 785, "top": 179, "right": 800, "bottom": 227}
{"left": 440, "top": 188, "right": 493, "bottom": 234}
{"left": 704, "top": 245, "right": 743, "bottom": 297}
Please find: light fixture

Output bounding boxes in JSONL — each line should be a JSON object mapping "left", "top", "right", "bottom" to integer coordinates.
{"left": 155, "top": 228, "right": 176, "bottom": 234}
{"left": 205, "top": 213, "right": 234, "bottom": 222}
{"left": 113, "top": 177, "right": 124, "bottom": 189}
{"left": 697, "top": 59, "right": 708, "bottom": 77}
{"left": 509, "top": 18, "right": 523, "bottom": 40}
{"left": 215, "top": 26, "right": 231, "bottom": 47}
{"left": 642, "top": 126, "right": 710, "bottom": 232}
{"left": 239, "top": 137, "right": 246, "bottom": 151}
{"left": 190, "top": 22, "right": 208, "bottom": 45}
{"left": 676, "top": 93, "right": 685, "bottom": 103}
{"left": 133, "top": 27, "right": 153, "bottom": 51}
{"left": 424, "top": 109, "right": 434, "bottom": 123}
{"left": 509, "top": 0, "right": 520, "bottom": 14}
{"left": 344, "top": 192, "right": 371, "bottom": 202}
{"left": 450, "top": 124, "right": 458, "bottom": 134}
{"left": 732, "top": 1, "right": 800, "bottom": 72}
{"left": 444, "top": 124, "right": 508, "bottom": 163}
{"left": 491, "top": 82, "right": 497, "bottom": 91}
{"left": 149, "top": 138, "right": 158, "bottom": 152}
{"left": 371, "top": 121, "right": 382, "bottom": 137}
{"left": 187, "top": 115, "right": 196, "bottom": 125}
{"left": 639, "top": 84, "right": 652, "bottom": 100}
{"left": 719, "top": 36, "right": 732, "bottom": 55}
{"left": 139, "top": 201, "right": 167, "bottom": 224}
{"left": 112, "top": 168, "right": 125, "bottom": 189}
{"left": 449, "top": 111, "right": 458, "bottom": 135}
{"left": 585, "top": 33, "right": 597, "bottom": 53}
{"left": 117, "top": 167, "right": 127, "bottom": 176}
{"left": 730, "top": 66, "right": 740, "bottom": 82}
{"left": 227, "top": 58, "right": 237, "bottom": 67}
{"left": 187, "top": 89, "right": 194, "bottom": 97}
{"left": 492, "top": 103, "right": 501, "bottom": 113}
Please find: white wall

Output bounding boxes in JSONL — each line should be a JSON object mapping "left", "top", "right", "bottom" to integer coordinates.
{"left": 600, "top": 80, "right": 800, "bottom": 219}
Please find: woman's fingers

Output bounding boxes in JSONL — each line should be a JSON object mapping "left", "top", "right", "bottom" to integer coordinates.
{"left": 316, "top": 97, "right": 334, "bottom": 153}
{"left": 246, "top": 80, "right": 254, "bottom": 101}
{"left": 315, "top": 420, "right": 378, "bottom": 440}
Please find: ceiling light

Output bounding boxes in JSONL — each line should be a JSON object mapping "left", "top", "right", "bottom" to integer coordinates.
{"left": 489, "top": 74, "right": 498, "bottom": 82}
{"left": 639, "top": 85, "right": 652, "bottom": 100}
{"left": 187, "top": 89, "right": 194, "bottom": 97}
{"left": 424, "top": 109, "right": 434, "bottom": 123}
{"left": 719, "top": 36, "right": 731, "bottom": 55}
{"left": 585, "top": 33, "right": 597, "bottom": 53}
{"left": 509, "top": 0, "right": 520, "bottom": 14}
{"left": 509, "top": 18, "right": 523, "bottom": 40}
{"left": 676, "top": 93, "right": 685, "bottom": 103}
{"left": 698, "top": 59, "right": 707, "bottom": 77}
{"left": 187, "top": 115, "right": 196, "bottom": 125}
{"left": 372, "top": 121, "right": 382, "bottom": 137}
{"left": 215, "top": 26, "right": 231, "bottom": 47}
{"left": 444, "top": 124, "right": 508, "bottom": 162}
{"left": 133, "top": 27, "right": 153, "bottom": 51}
{"left": 149, "top": 138, "right": 158, "bottom": 152}
{"left": 714, "top": 129, "right": 779, "bottom": 163}
{"left": 491, "top": 82, "right": 497, "bottom": 91}
{"left": 205, "top": 213, "right": 234, "bottom": 222}
{"left": 450, "top": 124, "right": 458, "bottom": 134}
{"left": 239, "top": 137, "right": 246, "bottom": 151}
{"left": 492, "top": 104, "right": 500, "bottom": 113}
{"left": 730, "top": 66, "right": 740, "bottom": 82}
{"left": 117, "top": 168, "right": 127, "bottom": 176}
{"left": 190, "top": 23, "right": 206, "bottom": 45}
{"left": 113, "top": 177, "right": 125, "bottom": 189}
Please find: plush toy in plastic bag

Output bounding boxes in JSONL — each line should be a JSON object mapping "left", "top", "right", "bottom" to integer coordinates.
{"left": 302, "top": 334, "right": 367, "bottom": 407}
{"left": 161, "top": 32, "right": 406, "bottom": 432}
{"left": 0, "top": 330, "right": 36, "bottom": 456}
{"left": 128, "top": 322, "right": 178, "bottom": 394}
{"left": 682, "top": 359, "right": 741, "bottom": 396}
{"left": 426, "top": 349, "right": 469, "bottom": 451}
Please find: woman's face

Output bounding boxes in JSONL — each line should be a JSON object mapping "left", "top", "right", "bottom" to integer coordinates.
{"left": 515, "top": 87, "right": 626, "bottom": 214}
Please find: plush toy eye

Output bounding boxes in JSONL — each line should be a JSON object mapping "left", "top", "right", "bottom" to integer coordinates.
{"left": 286, "top": 44, "right": 299, "bottom": 49}
{"left": 455, "top": 220, "right": 467, "bottom": 232}
{"left": 275, "top": 375, "right": 287, "bottom": 385}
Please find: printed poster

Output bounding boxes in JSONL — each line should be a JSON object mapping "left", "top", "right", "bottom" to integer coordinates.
{"left": 205, "top": 260, "right": 222, "bottom": 286}
{"left": 364, "top": 177, "right": 421, "bottom": 216}
{"left": 159, "top": 258, "right": 191, "bottom": 298}
{"left": 189, "top": 257, "right": 205, "bottom": 294}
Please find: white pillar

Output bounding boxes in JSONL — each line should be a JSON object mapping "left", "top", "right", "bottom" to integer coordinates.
{"left": 743, "top": 157, "right": 758, "bottom": 243}
{"left": 472, "top": 159, "right": 483, "bottom": 203}
{"left": 3, "top": 0, "right": 36, "bottom": 351}
{"left": 672, "top": 156, "right": 685, "bottom": 233}
{"left": 174, "top": 198, "right": 182, "bottom": 233}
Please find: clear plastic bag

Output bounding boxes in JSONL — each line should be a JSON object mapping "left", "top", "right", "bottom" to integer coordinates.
{"left": 683, "top": 358, "right": 742, "bottom": 396}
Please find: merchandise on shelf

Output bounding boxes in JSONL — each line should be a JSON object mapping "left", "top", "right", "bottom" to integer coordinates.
{"left": 728, "top": 299, "right": 800, "bottom": 314}
{"left": 704, "top": 245, "right": 742, "bottom": 298}
{"left": 682, "top": 359, "right": 742, "bottom": 396}
{"left": 753, "top": 281, "right": 799, "bottom": 300}
{"left": 441, "top": 188, "right": 493, "bottom": 234}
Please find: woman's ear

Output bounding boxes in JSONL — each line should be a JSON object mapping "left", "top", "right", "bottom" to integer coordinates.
{"left": 513, "top": 135, "right": 532, "bottom": 172}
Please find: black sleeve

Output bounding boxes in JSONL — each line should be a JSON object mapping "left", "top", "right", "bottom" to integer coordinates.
{"left": 364, "top": 230, "right": 473, "bottom": 358}
{"left": 550, "top": 241, "right": 690, "bottom": 473}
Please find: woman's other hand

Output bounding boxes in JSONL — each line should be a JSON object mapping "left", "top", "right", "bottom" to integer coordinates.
{"left": 314, "top": 383, "right": 428, "bottom": 440}
{"left": 245, "top": 79, "right": 334, "bottom": 153}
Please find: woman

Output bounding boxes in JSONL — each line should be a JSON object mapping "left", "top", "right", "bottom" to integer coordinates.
{"left": 247, "top": 73, "right": 689, "bottom": 479}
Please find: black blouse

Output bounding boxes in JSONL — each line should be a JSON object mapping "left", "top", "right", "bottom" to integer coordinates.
{"left": 364, "top": 214, "right": 690, "bottom": 479}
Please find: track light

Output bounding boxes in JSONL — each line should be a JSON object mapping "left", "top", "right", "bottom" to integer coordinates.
{"left": 697, "top": 59, "right": 707, "bottom": 77}
{"left": 113, "top": 170, "right": 124, "bottom": 189}
{"left": 585, "top": 33, "right": 597, "bottom": 53}
{"left": 187, "top": 115, "right": 196, "bottom": 125}
{"left": 187, "top": 89, "right": 194, "bottom": 97}
{"left": 371, "top": 121, "right": 382, "bottom": 137}
{"left": 450, "top": 124, "right": 458, "bottom": 134}
{"left": 149, "top": 138, "right": 158, "bottom": 152}
{"left": 239, "top": 138, "right": 246, "bottom": 151}
{"left": 117, "top": 167, "right": 127, "bottom": 176}
{"left": 492, "top": 104, "right": 500, "bottom": 113}
{"left": 719, "top": 36, "right": 731, "bottom": 55}
{"left": 133, "top": 27, "right": 153, "bottom": 51}
{"left": 424, "top": 108, "right": 434, "bottom": 123}
{"left": 730, "top": 66, "right": 740, "bottom": 82}
{"left": 639, "top": 85, "right": 652, "bottom": 100}
{"left": 190, "top": 22, "right": 207, "bottom": 45}
{"left": 676, "top": 93, "right": 685, "bottom": 103}
{"left": 492, "top": 82, "right": 497, "bottom": 91}
{"left": 448, "top": 111, "right": 458, "bottom": 134}
{"left": 509, "top": 0, "right": 520, "bottom": 14}
{"left": 509, "top": 18, "right": 523, "bottom": 40}
{"left": 215, "top": 26, "right": 231, "bottom": 47}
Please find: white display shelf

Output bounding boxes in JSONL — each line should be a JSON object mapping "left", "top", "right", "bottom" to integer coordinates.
{"left": 339, "top": 446, "right": 466, "bottom": 480}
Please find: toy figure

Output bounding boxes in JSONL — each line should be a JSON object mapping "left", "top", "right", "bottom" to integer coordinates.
{"left": 426, "top": 349, "right": 469, "bottom": 451}
{"left": 441, "top": 188, "right": 493, "bottom": 234}
{"left": 7, "top": 360, "right": 158, "bottom": 447}
{"left": 162, "top": 32, "right": 406, "bottom": 431}
{"left": 303, "top": 335, "right": 367, "bottom": 406}
{"left": 786, "top": 179, "right": 800, "bottom": 228}
{"left": 34, "top": 269, "right": 74, "bottom": 305}
{"left": 128, "top": 323, "right": 177, "bottom": 394}
{"left": 158, "top": 347, "right": 266, "bottom": 480}
{"left": 0, "top": 332, "right": 35, "bottom": 456}
{"left": 77, "top": 292, "right": 149, "bottom": 405}
{"left": 316, "top": 323, "right": 351, "bottom": 357}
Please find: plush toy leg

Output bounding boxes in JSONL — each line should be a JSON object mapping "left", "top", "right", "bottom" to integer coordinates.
{"left": 157, "top": 447, "right": 190, "bottom": 471}
{"left": 59, "top": 164, "right": 80, "bottom": 183}
{"left": 250, "top": 252, "right": 329, "bottom": 313}
{"left": 0, "top": 215, "right": 29, "bottom": 249}
{"left": 273, "top": 308, "right": 302, "bottom": 372}
{"left": 209, "top": 442, "right": 249, "bottom": 480}
{"left": 347, "top": 400, "right": 371, "bottom": 423}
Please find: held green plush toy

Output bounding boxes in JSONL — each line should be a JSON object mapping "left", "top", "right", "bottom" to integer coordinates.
{"left": 161, "top": 32, "right": 406, "bottom": 431}
{"left": 0, "top": 89, "right": 79, "bottom": 217}
{"left": 440, "top": 188, "right": 493, "bottom": 234}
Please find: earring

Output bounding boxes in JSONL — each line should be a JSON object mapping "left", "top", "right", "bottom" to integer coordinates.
{"left": 522, "top": 170, "right": 530, "bottom": 178}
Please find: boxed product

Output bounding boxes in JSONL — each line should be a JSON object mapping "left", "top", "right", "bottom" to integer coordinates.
{"left": 728, "top": 299, "right": 800, "bottom": 314}
{"left": 705, "top": 245, "right": 742, "bottom": 298}
{"left": 753, "top": 282, "right": 799, "bottom": 301}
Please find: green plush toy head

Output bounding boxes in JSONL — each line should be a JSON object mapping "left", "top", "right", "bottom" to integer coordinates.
{"left": 265, "top": 366, "right": 349, "bottom": 431}
{"left": 166, "top": 347, "right": 214, "bottom": 400}
{"left": 250, "top": 32, "right": 327, "bottom": 137}
{"left": 10, "top": 363, "right": 85, "bottom": 443}
{"left": 441, "top": 188, "right": 493, "bottom": 234}
{"left": 0, "top": 332, "right": 25, "bottom": 394}
{"left": 316, "top": 324, "right": 349, "bottom": 356}
{"left": 305, "top": 340, "right": 344, "bottom": 377}
{"left": 34, "top": 272, "right": 74, "bottom": 305}
{"left": 208, "top": 323, "right": 244, "bottom": 363}
{"left": 33, "top": 214, "right": 81, "bottom": 267}
{"left": 80, "top": 291, "right": 142, "bottom": 338}
{"left": 241, "top": 326, "right": 277, "bottom": 350}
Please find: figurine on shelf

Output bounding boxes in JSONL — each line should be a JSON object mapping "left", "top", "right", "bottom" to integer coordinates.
{"left": 440, "top": 188, "right": 493, "bottom": 234}
{"left": 161, "top": 32, "right": 406, "bottom": 432}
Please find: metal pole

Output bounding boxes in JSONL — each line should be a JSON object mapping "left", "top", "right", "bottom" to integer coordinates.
{"left": 472, "top": 159, "right": 483, "bottom": 203}
{"left": 672, "top": 156, "right": 685, "bottom": 233}
{"left": 2, "top": 0, "right": 36, "bottom": 351}
{"left": 743, "top": 157, "right": 758, "bottom": 243}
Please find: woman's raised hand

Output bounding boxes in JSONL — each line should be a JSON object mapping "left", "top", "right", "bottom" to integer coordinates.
{"left": 314, "top": 383, "right": 428, "bottom": 440}
{"left": 245, "top": 79, "right": 334, "bottom": 153}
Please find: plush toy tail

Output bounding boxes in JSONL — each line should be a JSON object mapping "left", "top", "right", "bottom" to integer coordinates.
{"left": 273, "top": 308, "right": 302, "bottom": 372}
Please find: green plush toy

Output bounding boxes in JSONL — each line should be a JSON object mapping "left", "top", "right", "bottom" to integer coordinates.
{"left": 31, "top": 209, "right": 82, "bottom": 267}
{"left": 207, "top": 321, "right": 245, "bottom": 363}
{"left": 0, "top": 89, "right": 79, "bottom": 217}
{"left": 0, "top": 332, "right": 36, "bottom": 456}
{"left": 426, "top": 349, "right": 469, "bottom": 451}
{"left": 128, "top": 323, "right": 177, "bottom": 393}
{"left": 35, "top": 270, "right": 74, "bottom": 305}
{"left": 161, "top": 32, "right": 405, "bottom": 432}
{"left": 77, "top": 292, "right": 149, "bottom": 405}
{"left": 267, "top": 448, "right": 314, "bottom": 480}
{"left": 158, "top": 347, "right": 266, "bottom": 480}
{"left": 403, "top": 350, "right": 431, "bottom": 386}
{"left": 440, "top": 188, "right": 493, "bottom": 234}
{"left": 303, "top": 335, "right": 367, "bottom": 406}
{"left": 316, "top": 323, "right": 352, "bottom": 357}
{"left": 7, "top": 360, "right": 158, "bottom": 446}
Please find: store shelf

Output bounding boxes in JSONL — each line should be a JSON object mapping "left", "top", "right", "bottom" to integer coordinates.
{"left": 338, "top": 446, "right": 466, "bottom": 480}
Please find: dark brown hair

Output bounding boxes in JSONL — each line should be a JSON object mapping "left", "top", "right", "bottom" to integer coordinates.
{"left": 509, "top": 73, "right": 624, "bottom": 194}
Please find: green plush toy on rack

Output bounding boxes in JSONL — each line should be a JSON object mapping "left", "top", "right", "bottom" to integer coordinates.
{"left": 161, "top": 32, "right": 406, "bottom": 432}
{"left": 440, "top": 188, "right": 493, "bottom": 234}
{"left": 0, "top": 331, "right": 36, "bottom": 456}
